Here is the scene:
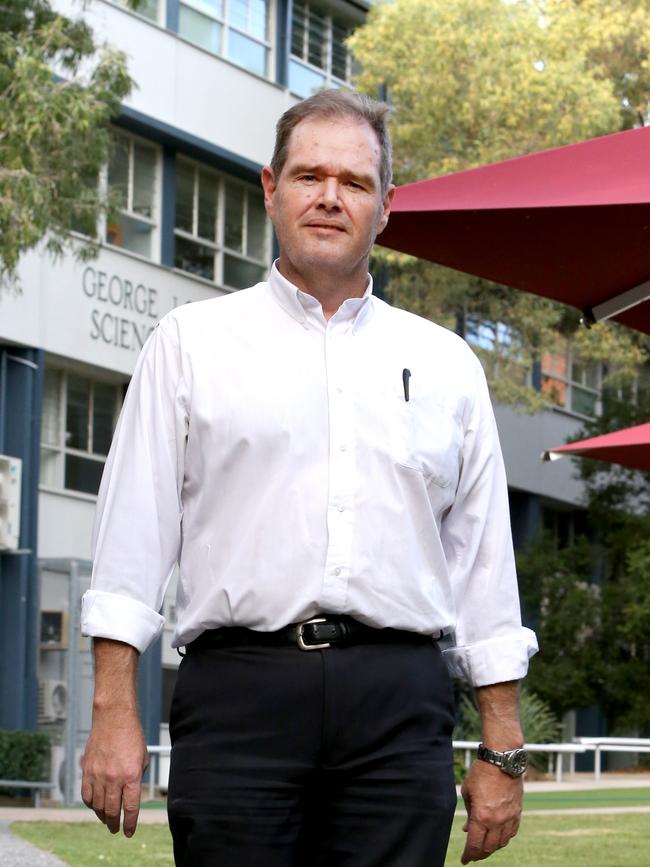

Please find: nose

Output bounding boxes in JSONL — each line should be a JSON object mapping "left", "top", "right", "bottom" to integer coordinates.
{"left": 318, "top": 177, "right": 341, "bottom": 209}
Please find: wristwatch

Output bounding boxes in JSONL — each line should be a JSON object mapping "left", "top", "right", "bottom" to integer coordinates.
{"left": 477, "top": 743, "right": 528, "bottom": 777}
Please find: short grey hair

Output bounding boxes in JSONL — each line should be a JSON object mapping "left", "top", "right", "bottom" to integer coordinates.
{"left": 270, "top": 89, "right": 393, "bottom": 196}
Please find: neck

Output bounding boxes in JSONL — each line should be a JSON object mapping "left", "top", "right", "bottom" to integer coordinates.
{"left": 277, "top": 257, "right": 369, "bottom": 320}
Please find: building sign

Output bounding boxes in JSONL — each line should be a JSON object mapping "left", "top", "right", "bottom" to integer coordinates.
{"left": 2, "top": 246, "right": 223, "bottom": 375}
{"left": 82, "top": 266, "right": 159, "bottom": 352}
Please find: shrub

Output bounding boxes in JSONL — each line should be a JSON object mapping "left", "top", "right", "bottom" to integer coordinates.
{"left": 0, "top": 729, "right": 50, "bottom": 797}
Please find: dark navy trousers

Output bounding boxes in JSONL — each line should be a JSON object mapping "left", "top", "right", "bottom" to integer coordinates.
{"left": 167, "top": 639, "right": 457, "bottom": 867}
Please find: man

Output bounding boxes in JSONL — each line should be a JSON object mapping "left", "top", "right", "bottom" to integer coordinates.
{"left": 81, "top": 90, "right": 537, "bottom": 866}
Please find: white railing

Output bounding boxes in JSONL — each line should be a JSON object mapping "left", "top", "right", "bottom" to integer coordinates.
{"left": 146, "top": 738, "right": 650, "bottom": 796}
{"left": 453, "top": 741, "right": 587, "bottom": 783}
{"left": 146, "top": 745, "right": 171, "bottom": 799}
{"left": 573, "top": 737, "right": 650, "bottom": 782}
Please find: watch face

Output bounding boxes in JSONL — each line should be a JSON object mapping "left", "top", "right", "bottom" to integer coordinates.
{"left": 505, "top": 749, "right": 528, "bottom": 776}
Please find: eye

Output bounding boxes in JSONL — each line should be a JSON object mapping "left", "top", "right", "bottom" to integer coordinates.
{"left": 298, "top": 174, "right": 317, "bottom": 182}
{"left": 347, "top": 180, "right": 365, "bottom": 190}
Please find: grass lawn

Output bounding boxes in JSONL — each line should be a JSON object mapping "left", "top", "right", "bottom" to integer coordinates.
{"left": 522, "top": 787, "right": 650, "bottom": 811}
{"left": 12, "top": 822, "right": 175, "bottom": 867}
{"left": 12, "top": 805, "right": 650, "bottom": 867}
{"left": 445, "top": 813, "right": 650, "bottom": 866}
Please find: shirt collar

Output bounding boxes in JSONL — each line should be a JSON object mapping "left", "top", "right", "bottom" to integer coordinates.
{"left": 268, "top": 260, "right": 374, "bottom": 332}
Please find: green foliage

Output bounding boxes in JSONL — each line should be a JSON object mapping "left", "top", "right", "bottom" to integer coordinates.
{"left": 0, "top": 729, "right": 50, "bottom": 792}
{"left": 517, "top": 522, "right": 650, "bottom": 735}
{"left": 597, "top": 537, "right": 650, "bottom": 734}
{"left": 455, "top": 687, "right": 561, "bottom": 770}
{"left": 517, "top": 535, "right": 603, "bottom": 716}
{"left": 351, "top": 0, "right": 650, "bottom": 408}
{"left": 0, "top": 0, "right": 133, "bottom": 282}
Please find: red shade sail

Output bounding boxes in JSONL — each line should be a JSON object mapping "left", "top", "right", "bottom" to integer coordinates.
{"left": 378, "top": 125, "right": 650, "bottom": 334}
{"left": 543, "top": 422, "right": 650, "bottom": 472}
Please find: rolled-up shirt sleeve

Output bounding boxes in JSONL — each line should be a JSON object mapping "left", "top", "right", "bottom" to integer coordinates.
{"left": 81, "top": 316, "right": 189, "bottom": 653}
{"left": 440, "top": 355, "right": 538, "bottom": 687}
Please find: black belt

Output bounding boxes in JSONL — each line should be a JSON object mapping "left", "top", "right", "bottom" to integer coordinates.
{"left": 185, "top": 615, "right": 437, "bottom": 654}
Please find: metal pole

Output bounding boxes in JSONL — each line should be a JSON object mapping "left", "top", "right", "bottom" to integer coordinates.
{"left": 64, "top": 560, "right": 81, "bottom": 805}
{"left": 148, "top": 753, "right": 156, "bottom": 801}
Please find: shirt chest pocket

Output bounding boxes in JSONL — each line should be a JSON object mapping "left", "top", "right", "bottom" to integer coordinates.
{"left": 387, "top": 385, "right": 464, "bottom": 490}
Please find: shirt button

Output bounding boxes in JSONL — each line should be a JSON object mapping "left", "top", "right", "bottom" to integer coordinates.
{"left": 334, "top": 567, "right": 342, "bottom": 576}
{"left": 337, "top": 505, "right": 345, "bottom": 512}
{"left": 339, "top": 444, "right": 347, "bottom": 452}
{"left": 337, "top": 386, "right": 343, "bottom": 394}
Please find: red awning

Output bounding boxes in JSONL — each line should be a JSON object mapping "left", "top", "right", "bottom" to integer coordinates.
{"left": 378, "top": 125, "right": 650, "bottom": 334}
{"left": 543, "top": 422, "right": 650, "bottom": 472}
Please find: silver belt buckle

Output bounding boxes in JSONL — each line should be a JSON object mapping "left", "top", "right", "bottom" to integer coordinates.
{"left": 296, "top": 617, "right": 331, "bottom": 651}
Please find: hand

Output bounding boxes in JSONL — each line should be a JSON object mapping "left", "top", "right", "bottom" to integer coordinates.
{"left": 81, "top": 709, "right": 149, "bottom": 837}
{"left": 459, "top": 759, "right": 523, "bottom": 863}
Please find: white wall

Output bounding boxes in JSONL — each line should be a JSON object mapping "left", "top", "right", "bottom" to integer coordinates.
{"left": 38, "top": 491, "right": 97, "bottom": 559}
{"left": 52, "top": 0, "right": 295, "bottom": 166}
{"left": 4, "top": 244, "right": 223, "bottom": 375}
{"left": 495, "top": 404, "right": 586, "bottom": 506}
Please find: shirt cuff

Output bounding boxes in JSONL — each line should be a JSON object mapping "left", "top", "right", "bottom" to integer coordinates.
{"left": 81, "top": 589, "right": 165, "bottom": 654}
{"left": 442, "top": 627, "right": 538, "bottom": 687}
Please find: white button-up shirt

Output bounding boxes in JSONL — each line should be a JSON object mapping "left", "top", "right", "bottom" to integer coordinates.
{"left": 82, "top": 263, "right": 537, "bottom": 687}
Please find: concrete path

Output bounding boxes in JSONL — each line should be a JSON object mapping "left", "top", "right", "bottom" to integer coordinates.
{"left": 0, "top": 820, "right": 69, "bottom": 867}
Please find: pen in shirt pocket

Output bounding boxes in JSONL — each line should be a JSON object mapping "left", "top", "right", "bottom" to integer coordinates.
{"left": 402, "top": 368, "right": 411, "bottom": 402}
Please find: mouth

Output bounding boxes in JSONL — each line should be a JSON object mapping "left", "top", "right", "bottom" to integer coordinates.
{"left": 304, "top": 221, "right": 346, "bottom": 233}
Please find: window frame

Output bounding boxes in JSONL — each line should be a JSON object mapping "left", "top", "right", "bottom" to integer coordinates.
{"left": 110, "top": 0, "right": 165, "bottom": 26}
{"left": 173, "top": 156, "right": 270, "bottom": 289}
{"left": 104, "top": 129, "right": 162, "bottom": 264}
{"left": 289, "top": 1, "right": 354, "bottom": 97}
{"left": 178, "top": 0, "right": 273, "bottom": 77}
{"left": 40, "top": 368, "right": 124, "bottom": 498}
{"left": 541, "top": 343, "right": 603, "bottom": 419}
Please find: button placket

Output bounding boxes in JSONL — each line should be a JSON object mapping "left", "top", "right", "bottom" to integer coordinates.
{"left": 320, "top": 323, "right": 356, "bottom": 610}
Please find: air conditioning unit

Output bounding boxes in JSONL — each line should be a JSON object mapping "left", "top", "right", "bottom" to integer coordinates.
{"left": 39, "top": 679, "right": 68, "bottom": 721}
{"left": 0, "top": 454, "right": 22, "bottom": 551}
{"left": 50, "top": 745, "right": 85, "bottom": 804}
{"left": 40, "top": 610, "right": 68, "bottom": 649}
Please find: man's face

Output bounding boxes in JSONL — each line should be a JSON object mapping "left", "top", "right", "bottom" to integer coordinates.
{"left": 261, "top": 116, "right": 394, "bottom": 290}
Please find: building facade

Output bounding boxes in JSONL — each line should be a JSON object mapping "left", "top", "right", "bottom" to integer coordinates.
{"left": 0, "top": 0, "right": 595, "bottom": 800}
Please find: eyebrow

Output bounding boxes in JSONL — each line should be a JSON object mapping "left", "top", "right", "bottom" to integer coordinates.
{"left": 288, "top": 162, "right": 378, "bottom": 190}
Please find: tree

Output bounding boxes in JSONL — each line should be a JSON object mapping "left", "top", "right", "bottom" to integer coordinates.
{"left": 516, "top": 534, "right": 604, "bottom": 716}
{"left": 0, "top": 0, "right": 134, "bottom": 285}
{"left": 351, "top": 0, "right": 650, "bottom": 408}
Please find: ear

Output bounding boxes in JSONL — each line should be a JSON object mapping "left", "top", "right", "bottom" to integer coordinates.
{"left": 376, "top": 184, "right": 396, "bottom": 236}
{"left": 261, "top": 166, "right": 277, "bottom": 217}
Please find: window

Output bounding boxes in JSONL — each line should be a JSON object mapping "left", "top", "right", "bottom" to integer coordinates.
{"left": 111, "top": 0, "right": 161, "bottom": 23}
{"left": 464, "top": 317, "right": 531, "bottom": 387}
{"left": 174, "top": 159, "right": 269, "bottom": 289}
{"left": 465, "top": 318, "right": 517, "bottom": 353}
{"left": 289, "top": 2, "right": 355, "bottom": 98}
{"left": 178, "top": 0, "right": 270, "bottom": 77}
{"left": 541, "top": 341, "right": 602, "bottom": 418}
{"left": 106, "top": 132, "right": 160, "bottom": 260}
{"left": 40, "top": 369, "right": 123, "bottom": 496}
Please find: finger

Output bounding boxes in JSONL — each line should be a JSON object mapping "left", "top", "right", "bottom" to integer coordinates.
{"left": 104, "top": 788, "right": 123, "bottom": 835}
{"left": 497, "top": 816, "right": 520, "bottom": 849}
{"left": 461, "top": 820, "right": 486, "bottom": 865}
{"left": 91, "top": 782, "right": 107, "bottom": 825}
{"left": 482, "top": 827, "right": 502, "bottom": 857}
{"left": 81, "top": 775, "right": 94, "bottom": 810}
{"left": 122, "top": 779, "right": 142, "bottom": 838}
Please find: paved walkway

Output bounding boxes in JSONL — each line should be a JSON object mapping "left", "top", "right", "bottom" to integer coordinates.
{"left": 0, "top": 820, "right": 69, "bottom": 867}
